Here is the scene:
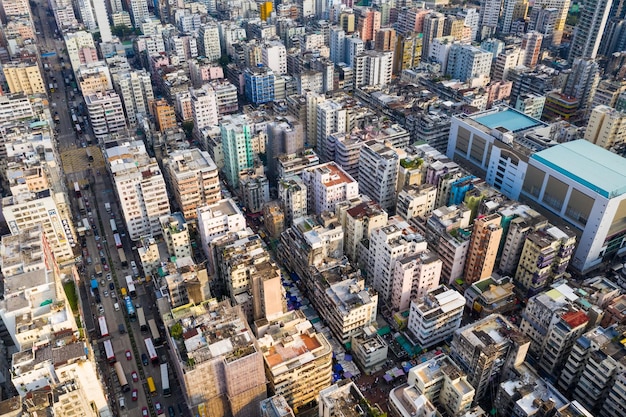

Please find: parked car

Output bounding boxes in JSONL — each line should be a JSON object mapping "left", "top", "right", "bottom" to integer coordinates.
{"left": 103, "top": 290, "right": 108, "bottom": 297}
{"left": 104, "top": 264, "right": 109, "bottom": 271}
{"left": 131, "top": 389, "right": 138, "bottom": 401}
{"left": 168, "top": 406, "right": 175, "bottom": 417}
{"left": 155, "top": 402, "right": 163, "bottom": 415}
{"left": 106, "top": 273, "right": 112, "bottom": 281}
{"left": 109, "top": 283, "right": 114, "bottom": 290}
{"left": 142, "top": 408, "right": 148, "bottom": 417}
{"left": 98, "top": 305, "right": 104, "bottom": 314}
{"left": 125, "top": 350, "right": 132, "bottom": 360}
{"left": 131, "top": 371, "right": 138, "bottom": 382}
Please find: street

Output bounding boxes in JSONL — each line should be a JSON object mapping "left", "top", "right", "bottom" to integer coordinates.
{"left": 32, "top": 7, "right": 187, "bottom": 417}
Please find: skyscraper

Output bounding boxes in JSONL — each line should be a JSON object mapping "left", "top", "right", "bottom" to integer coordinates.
{"left": 568, "top": 0, "right": 613, "bottom": 63}
{"left": 220, "top": 114, "right": 254, "bottom": 188}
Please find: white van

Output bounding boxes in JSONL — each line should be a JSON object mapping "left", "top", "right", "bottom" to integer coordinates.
{"left": 119, "top": 397, "right": 125, "bottom": 409}
{"left": 114, "top": 303, "right": 120, "bottom": 311}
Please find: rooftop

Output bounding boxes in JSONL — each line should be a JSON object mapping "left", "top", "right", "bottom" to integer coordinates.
{"left": 473, "top": 108, "right": 544, "bottom": 133}
{"left": 531, "top": 140, "right": 626, "bottom": 199}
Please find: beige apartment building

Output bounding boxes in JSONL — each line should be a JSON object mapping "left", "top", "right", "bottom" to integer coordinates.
{"left": 3, "top": 61, "right": 46, "bottom": 95}
{"left": 463, "top": 213, "right": 503, "bottom": 285}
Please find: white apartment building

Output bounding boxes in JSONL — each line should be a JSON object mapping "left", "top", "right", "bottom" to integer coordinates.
{"left": 353, "top": 50, "right": 393, "bottom": 88}
{"left": 429, "top": 36, "right": 456, "bottom": 74}
{"left": 341, "top": 198, "right": 388, "bottom": 264}
{"left": 278, "top": 175, "right": 308, "bottom": 226}
{"left": 391, "top": 251, "right": 442, "bottom": 312}
{"left": 407, "top": 285, "right": 465, "bottom": 348}
{"left": 446, "top": 44, "right": 492, "bottom": 85}
{"left": 0, "top": 228, "right": 77, "bottom": 350}
{"left": 396, "top": 184, "right": 437, "bottom": 221}
{"left": 3, "top": 190, "right": 75, "bottom": 263}
{"left": 85, "top": 91, "right": 126, "bottom": 140}
{"left": 515, "top": 93, "right": 546, "bottom": 120}
{"left": 190, "top": 85, "right": 219, "bottom": 130}
{"left": 160, "top": 212, "right": 192, "bottom": 259}
{"left": 0, "top": 93, "right": 33, "bottom": 123}
{"left": 317, "top": 278, "right": 378, "bottom": 344}
{"left": 218, "top": 22, "right": 247, "bottom": 57}
{"left": 261, "top": 40, "right": 287, "bottom": 75}
{"left": 358, "top": 140, "right": 399, "bottom": 213}
{"left": 128, "top": 0, "right": 148, "bottom": 27}
{"left": 113, "top": 70, "right": 153, "bottom": 126}
{"left": 107, "top": 141, "right": 171, "bottom": 240}
{"left": 366, "top": 219, "right": 428, "bottom": 303}
{"left": 64, "top": 31, "right": 96, "bottom": 72}
{"left": 316, "top": 100, "right": 347, "bottom": 157}
{"left": 165, "top": 148, "right": 221, "bottom": 221}
{"left": 196, "top": 198, "right": 246, "bottom": 271}
{"left": 198, "top": 23, "right": 221, "bottom": 61}
{"left": 301, "top": 162, "right": 358, "bottom": 215}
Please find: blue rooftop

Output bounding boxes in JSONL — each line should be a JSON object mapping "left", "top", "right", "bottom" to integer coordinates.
{"left": 473, "top": 109, "right": 544, "bottom": 132}
{"left": 531, "top": 140, "right": 626, "bottom": 199}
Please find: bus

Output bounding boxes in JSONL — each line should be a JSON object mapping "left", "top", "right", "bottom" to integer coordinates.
{"left": 124, "top": 296, "right": 136, "bottom": 319}
{"left": 137, "top": 307, "right": 147, "bottom": 331}
{"left": 125, "top": 276, "right": 136, "bottom": 298}
{"left": 74, "top": 182, "right": 81, "bottom": 198}
{"left": 146, "top": 377, "right": 157, "bottom": 396}
{"left": 98, "top": 316, "right": 109, "bottom": 338}
{"left": 144, "top": 338, "right": 158, "bottom": 365}
{"left": 148, "top": 319, "right": 161, "bottom": 345}
{"left": 114, "top": 362, "right": 130, "bottom": 392}
{"left": 118, "top": 248, "right": 128, "bottom": 267}
{"left": 160, "top": 363, "right": 171, "bottom": 397}
{"left": 86, "top": 148, "right": 93, "bottom": 162}
{"left": 114, "top": 233, "right": 122, "bottom": 248}
{"left": 110, "top": 219, "right": 117, "bottom": 233}
{"left": 103, "top": 339, "right": 116, "bottom": 364}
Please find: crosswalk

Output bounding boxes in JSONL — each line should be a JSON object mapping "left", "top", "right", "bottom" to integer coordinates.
{"left": 60, "top": 145, "right": 105, "bottom": 174}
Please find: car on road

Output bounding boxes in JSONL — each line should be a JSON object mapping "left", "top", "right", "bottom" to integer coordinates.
{"left": 98, "top": 305, "right": 104, "bottom": 314}
{"left": 103, "top": 290, "right": 108, "bottom": 297}
{"left": 106, "top": 273, "right": 112, "bottom": 281}
{"left": 141, "top": 354, "right": 148, "bottom": 366}
{"left": 97, "top": 243, "right": 102, "bottom": 249}
{"left": 131, "top": 389, "right": 138, "bottom": 401}
{"left": 125, "top": 350, "right": 132, "bottom": 360}
{"left": 131, "top": 371, "right": 138, "bottom": 382}
{"left": 109, "top": 282, "right": 115, "bottom": 290}
{"left": 99, "top": 250, "right": 105, "bottom": 257}
{"left": 104, "top": 264, "right": 109, "bottom": 271}
{"left": 142, "top": 408, "right": 148, "bottom": 417}
{"left": 155, "top": 402, "right": 163, "bottom": 415}
{"left": 168, "top": 406, "right": 175, "bottom": 417}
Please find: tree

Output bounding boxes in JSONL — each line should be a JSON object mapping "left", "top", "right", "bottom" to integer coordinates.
{"left": 171, "top": 323, "right": 183, "bottom": 340}
{"left": 111, "top": 24, "right": 133, "bottom": 38}
{"left": 182, "top": 120, "right": 194, "bottom": 139}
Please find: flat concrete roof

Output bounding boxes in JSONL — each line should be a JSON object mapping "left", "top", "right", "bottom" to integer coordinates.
{"left": 531, "top": 140, "right": 626, "bottom": 199}
{"left": 473, "top": 108, "right": 543, "bottom": 132}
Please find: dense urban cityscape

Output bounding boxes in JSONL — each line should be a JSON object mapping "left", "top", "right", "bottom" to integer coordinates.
{"left": 0, "top": 0, "right": 624, "bottom": 415}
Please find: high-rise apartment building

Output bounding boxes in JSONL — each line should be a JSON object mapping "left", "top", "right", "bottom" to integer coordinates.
{"left": 113, "top": 70, "right": 153, "bottom": 126}
{"left": 64, "top": 31, "right": 97, "bottom": 72}
{"left": 3, "top": 191, "right": 75, "bottom": 264}
{"left": 151, "top": 99, "right": 176, "bottom": 132}
{"left": 198, "top": 23, "right": 220, "bottom": 61}
{"left": 478, "top": 0, "right": 502, "bottom": 39}
{"left": 521, "top": 31, "right": 542, "bottom": 68}
{"left": 340, "top": 198, "right": 388, "bottom": 263}
{"left": 584, "top": 105, "right": 626, "bottom": 149}
{"left": 85, "top": 91, "right": 126, "bottom": 140}
{"left": 501, "top": 0, "right": 528, "bottom": 34}
{"left": 514, "top": 225, "right": 576, "bottom": 296}
{"left": 127, "top": 0, "right": 148, "bottom": 27}
{"left": 563, "top": 58, "right": 600, "bottom": 112}
{"left": 2, "top": 60, "right": 45, "bottom": 95}
{"left": 391, "top": 251, "right": 442, "bottom": 313}
{"left": 353, "top": 50, "right": 393, "bottom": 88}
{"left": 160, "top": 212, "right": 192, "bottom": 259}
{"left": 301, "top": 162, "right": 358, "bottom": 215}
{"left": 366, "top": 220, "right": 428, "bottom": 302}
{"left": 451, "top": 314, "right": 529, "bottom": 400}
{"left": 422, "top": 12, "right": 445, "bottom": 60}
{"left": 190, "top": 85, "right": 219, "bottom": 130}
{"left": 374, "top": 27, "right": 396, "bottom": 51}
{"left": 244, "top": 66, "right": 275, "bottom": 105}
{"left": 529, "top": 0, "right": 571, "bottom": 45}
{"left": 407, "top": 285, "right": 464, "bottom": 348}
{"left": 356, "top": 8, "right": 381, "bottom": 42}
{"left": 568, "top": 0, "right": 613, "bottom": 63}
{"left": 520, "top": 140, "right": 626, "bottom": 273}
{"left": 357, "top": 140, "right": 399, "bottom": 213}
{"left": 393, "top": 33, "right": 423, "bottom": 74}
{"left": 446, "top": 44, "right": 492, "bottom": 85}
{"left": 257, "top": 311, "right": 333, "bottom": 412}
{"left": 278, "top": 175, "right": 307, "bottom": 226}
{"left": 464, "top": 213, "right": 503, "bottom": 285}
{"left": 106, "top": 141, "right": 171, "bottom": 240}
{"left": 165, "top": 148, "right": 221, "bottom": 221}
{"left": 267, "top": 120, "right": 304, "bottom": 182}
{"left": 164, "top": 300, "right": 267, "bottom": 417}
{"left": 261, "top": 40, "right": 287, "bottom": 75}
{"left": 220, "top": 114, "right": 254, "bottom": 188}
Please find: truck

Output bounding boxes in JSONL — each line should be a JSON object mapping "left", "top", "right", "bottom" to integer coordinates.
{"left": 110, "top": 219, "right": 117, "bottom": 233}
{"left": 105, "top": 203, "right": 111, "bottom": 213}
{"left": 94, "top": 264, "right": 102, "bottom": 276}
{"left": 114, "top": 233, "right": 122, "bottom": 248}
